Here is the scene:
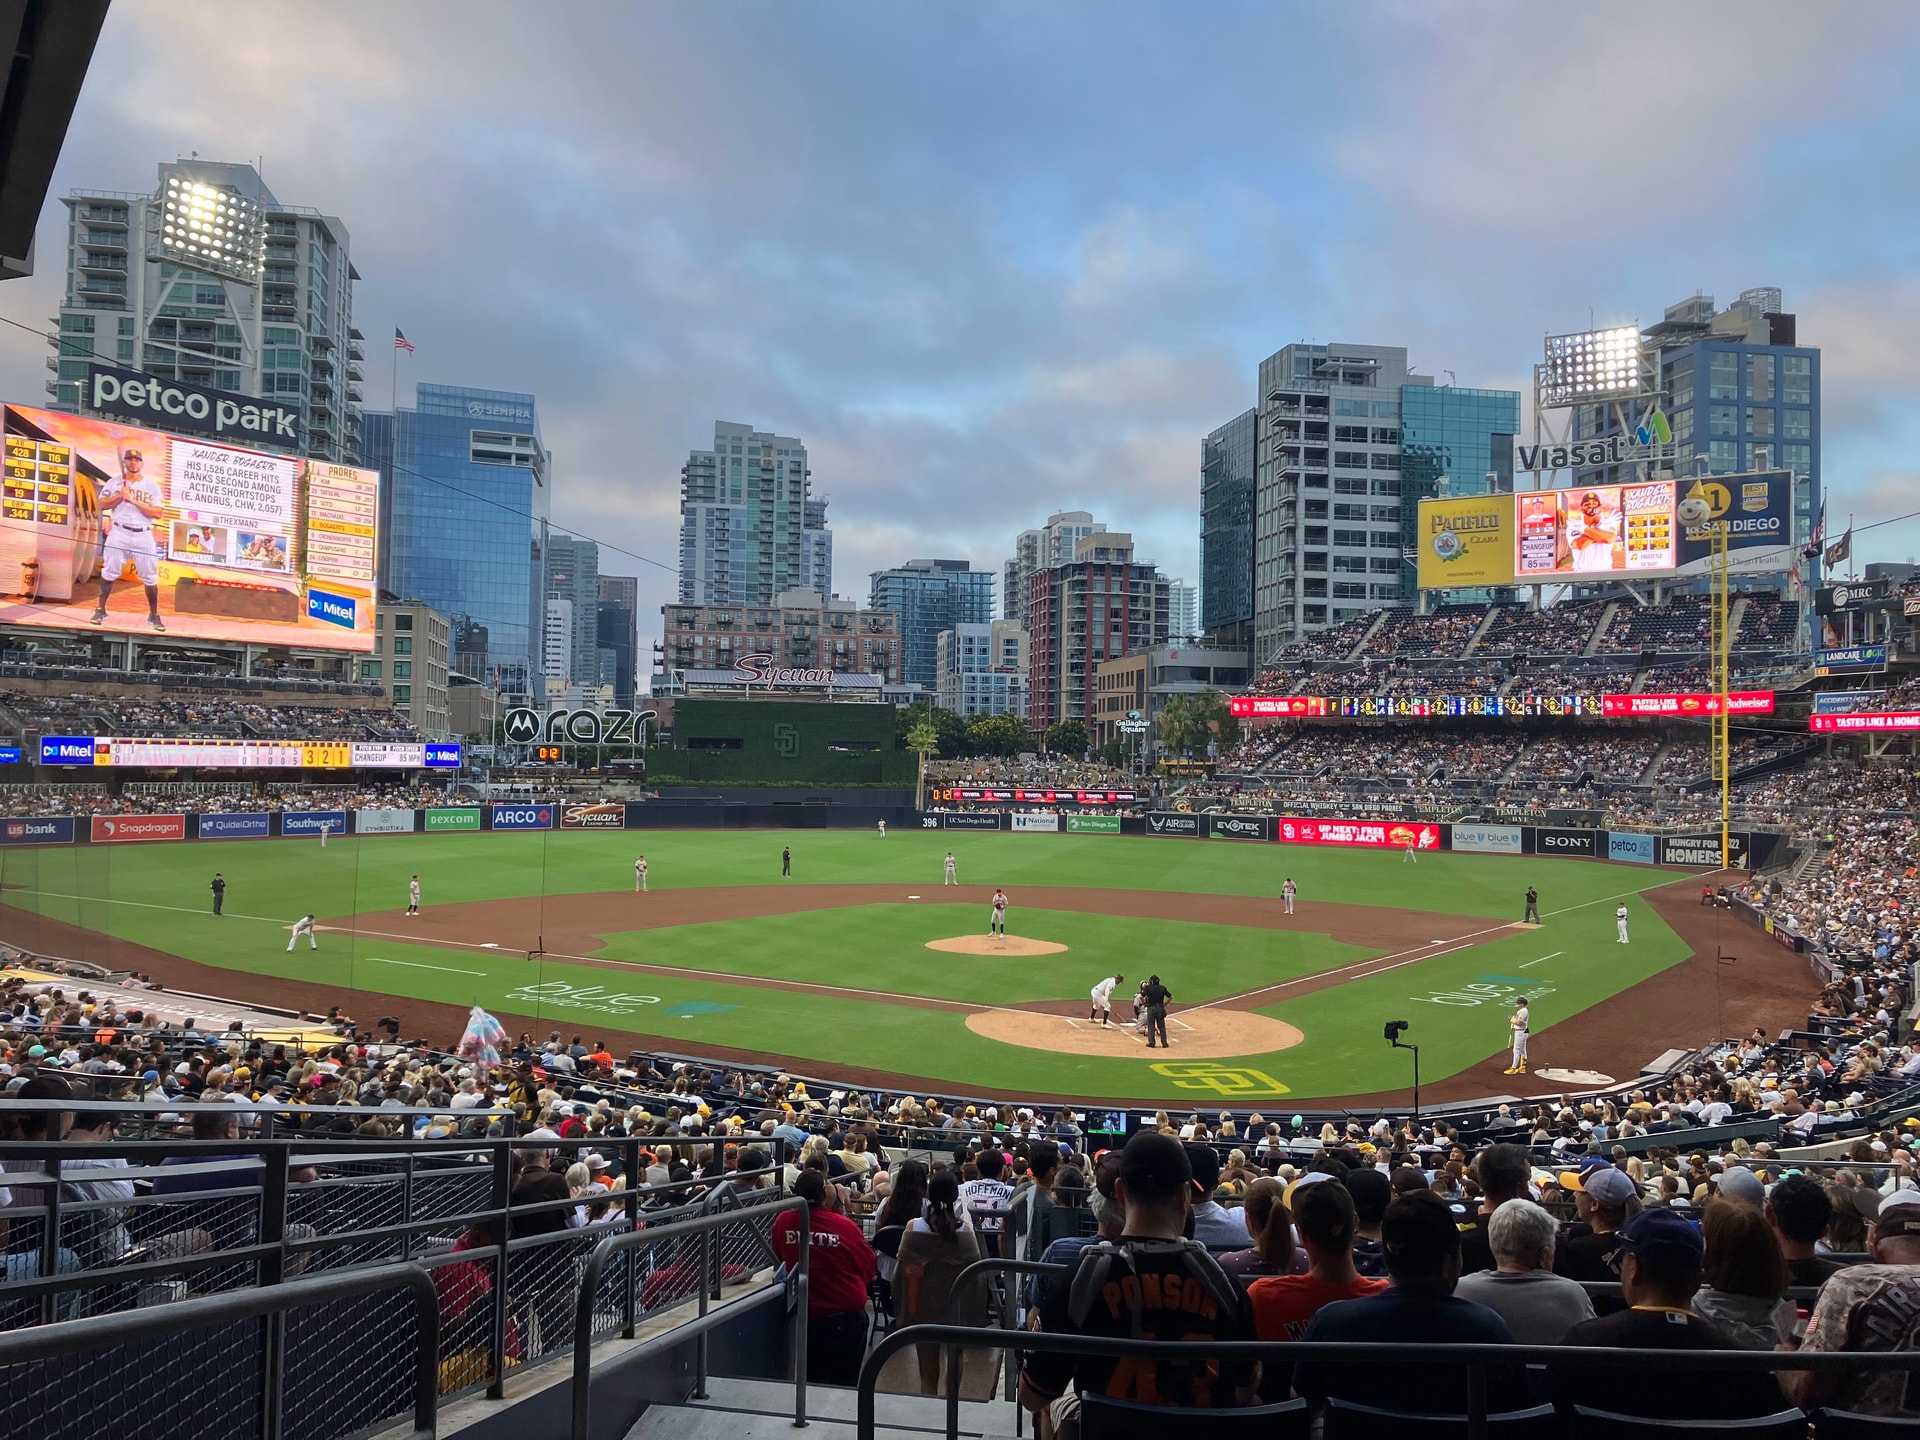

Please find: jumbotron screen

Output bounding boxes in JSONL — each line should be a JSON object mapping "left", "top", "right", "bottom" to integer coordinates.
{"left": 0, "top": 403, "right": 377, "bottom": 651}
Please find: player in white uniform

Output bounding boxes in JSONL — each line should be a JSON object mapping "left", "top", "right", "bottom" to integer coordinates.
{"left": 1089, "top": 973, "right": 1124, "bottom": 1027}
{"left": 287, "top": 913, "right": 318, "bottom": 951}
{"left": 91, "top": 443, "right": 167, "bottom": 631}
{"left": 1403, "top": 837, "right": 1418, "bottom": 864}
{"left": 943, "top": 851, "right": 957, "bottom": 885}
{"left": 1282, "top": 877, "right": 1296, "bottom": 914}
{"left": 634, "top": 855, "right": 648, "bottom": 892}
{"left": 1616, "top": 904, "right": 1631, "bottom": 944}
{"left": 407, "top": 876, "right": 421, "bottom": 916}
{"left": 877, "top": 819, "right": 887, "bottom": 838}
{"left": 1566, "top": 491, "right": 1620, "bottom": 574}
{"left": 989, "top": 888, "right": 1008, "bottom": 937}
{"left": 1504, "top": 997, "right": 1529, "bottom": 1075}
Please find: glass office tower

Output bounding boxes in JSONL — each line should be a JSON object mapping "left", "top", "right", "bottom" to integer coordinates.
{"left": 1398, "top": 386, "right": 1520, "bottom": 598}
{"left": 367, "top": 383, "right": 549, "bottom": 696}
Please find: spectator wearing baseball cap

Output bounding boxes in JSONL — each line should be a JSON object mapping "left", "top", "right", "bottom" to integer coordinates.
{"left": 1553, "top": 1208, "right": 1786, "bottom": 1421}
{"left": 1553, "top": 1162, "right": 1639, "bottom": 1283}
{"left": 1293, "top": 1190, "right": 1523, "bottom": 1415}
{"left": 1784, "top": 1188, "right": 1920, "bottom": 1414}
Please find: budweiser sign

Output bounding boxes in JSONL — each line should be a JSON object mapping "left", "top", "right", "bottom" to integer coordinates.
{"left": 1601, "top": 691, "right": 1776, "bottom": 717}
{"left": 734, "top": 653, "right": 838, "bottom": 686}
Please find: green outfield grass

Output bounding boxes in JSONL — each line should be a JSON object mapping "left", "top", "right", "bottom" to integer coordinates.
{"left": 0, "top": 828, "right": 1691, "bottom": 1102}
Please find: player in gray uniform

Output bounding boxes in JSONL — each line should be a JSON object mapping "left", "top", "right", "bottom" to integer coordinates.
{"left": 91, "top": 443, "right": 166, "bottom": 630}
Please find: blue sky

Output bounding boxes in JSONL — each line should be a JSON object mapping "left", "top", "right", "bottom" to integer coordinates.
{"left": 3, "top": 1, "right": 1919, "bottom": 651}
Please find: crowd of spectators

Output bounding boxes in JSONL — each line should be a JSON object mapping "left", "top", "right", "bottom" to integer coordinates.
{"left": 1746, "top": 812, "right": 1920, "bottom": 967}
{"left": 0, "top": 692, "right": 420, "bottom": 743}
{"left": 0, "top": 782, "right": 462, "bottom": 817}
{"left": 1359, "top": 604, "right": 1488, "bottom": 657}
{"left": 926, "top": 758, "right": 1133, "bottom": 791}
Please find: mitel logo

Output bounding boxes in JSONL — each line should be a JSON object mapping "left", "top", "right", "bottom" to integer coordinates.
{"left": 38, "top": 735, "right": 95, "bottom": 765}
{"left": 306, "top": 588, "right": 357, "bottom": 628}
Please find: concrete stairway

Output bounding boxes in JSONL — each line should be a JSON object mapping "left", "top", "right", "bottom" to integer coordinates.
{"left": 626, "top": 1375, "right": 1023, "bottom": 1440}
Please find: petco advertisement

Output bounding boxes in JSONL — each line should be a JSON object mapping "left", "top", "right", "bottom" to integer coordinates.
{"left": 196, "top": 812, "right": 271, "bottom": 840}
{"left": 90, "top": 814, "right": 185, "bottom": 843}
{"left": 560, "top": 802, "right": 626, "bottom": 830}
{"left": 490, "top": 804, "right": 554, "bottom": 831}
{"left": 1606, "top": 831, "right": 1657, "bottom": 865}
{"left": 1010, "top": 812, "right": 1060, "bottom": 833}
{"left": 1277, "top": 819, "right": 1441, "bottom": 850}
{"left": 1450, "top": 823, "right": 1523, "bottom": 855}
{"left": 354, "top": 808, "right": 416, "bottom": 835}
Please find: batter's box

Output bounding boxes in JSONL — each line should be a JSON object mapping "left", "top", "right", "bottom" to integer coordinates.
{"left": 1150, "top": 1062, "right": 1291, "bottom": 1097}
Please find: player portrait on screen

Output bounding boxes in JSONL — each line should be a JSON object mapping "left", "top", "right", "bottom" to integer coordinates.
{"left": 1564, "top": 489, "right": 1624, "bottom": 573}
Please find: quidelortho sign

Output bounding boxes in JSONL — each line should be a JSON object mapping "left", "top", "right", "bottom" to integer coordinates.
{"left": 197, "top": 813, "right": 271, "bottom": 840}
{"left": 1533, "top": 827, "right": 1599, "bottom": 857}
{"left": 1208, "top": 814, "right": 1272, "bottom": 841}
{"left": 86, "top": 363, "right": 301, "bottom": 445}
{"left": 1145, "top": 812, "right": 1202, "bottom": 837}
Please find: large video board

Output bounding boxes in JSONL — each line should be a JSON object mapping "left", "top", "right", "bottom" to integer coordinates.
{"left": 0, "top": 403, "right": 377, "bottom": 650}
{"left": 1516, "top": 481, "right": 1675, "bottom": 578}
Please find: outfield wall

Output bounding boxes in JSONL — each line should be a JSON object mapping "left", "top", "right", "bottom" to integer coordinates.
{"left": 0, "top": 804, "right": 1781, "bottom": 868}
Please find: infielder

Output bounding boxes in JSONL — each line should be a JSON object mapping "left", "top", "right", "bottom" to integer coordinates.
{"left": 635, "top": 855, "right": 648, "bottom": 892}
{"left": 943, "top": 851, "right": 957, "bottom": 885}
{"left": 407, "top": 876, "right": 421, "bottom": 916}
{"left": 287, "top": 913, "right": 318, "bottom": 951}
{"left": 1616, "top": 904, "right": 1630, "bottom": 944}
{"left": 989, "top": 887, "right": 1009, "bottom": 937}
{"left": 91, "top": 443, "right": 167, "bottom": 631}
{"left": 1089, "top": 973, "right": 1124, "bottom": 1027}
{"left": 1282, "top": 877, "right": 1296, "bottom": 915}
{"left": 1504, "top": 996, "right": 1529, "bottom": 1075}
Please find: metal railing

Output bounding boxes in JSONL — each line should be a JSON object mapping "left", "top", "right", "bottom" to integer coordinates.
{"left": 569, "top": 1195, "right": 808, "bottom": 1440}
{"left": 0, "top": 1261, "right": 439, "bottom": 1440}
{"left": 855, "top": 1326, "right": 1920, "bottom": 1440}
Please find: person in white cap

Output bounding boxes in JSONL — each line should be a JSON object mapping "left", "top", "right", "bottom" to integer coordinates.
{"left": 1615, "top": 903, "right": 1630, "bottom": 944}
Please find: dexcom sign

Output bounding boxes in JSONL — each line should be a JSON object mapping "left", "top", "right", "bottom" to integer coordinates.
{"left": 489, "top": 804, "right": 553, "bottom": 831}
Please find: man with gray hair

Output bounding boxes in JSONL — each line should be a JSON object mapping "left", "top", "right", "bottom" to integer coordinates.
{"left": 1455, "top": 1199, "right": 1596, "bottom": 1343}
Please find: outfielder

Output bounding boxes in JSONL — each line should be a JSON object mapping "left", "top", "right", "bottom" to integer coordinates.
{"left": 1089, "top": 973, "right": 1123, "bottom": 1027}
{"left": 943, "top": 851, "right": 957, "bottom": 885}
{"left": 1616, "top": 904, "right": 1630, "bottom": 944}
{"left": 877, "top": 819, "right": 887, "bottom": 838}
{"left": 287, "top": 913, "right": 318, "bottom": 951}
{"left": 407, "top": 875, "right": 421, "bottom": 916}
{"left": 1504, "top": 996, "right": 1529, "bottom": 1075}
{"left": 1403, "top": 836, "right": 1418, "bottom": 864}
{"left": 1282, "top": 876, "right": 1296, "bottom": 915}
{"left": 989, "top": 887, "right": 1008, "bottom": 937}
{"left": 91, "top": 443, "right": 167, "bottom": 631}
{"left": 635, "top": 855, "right": 648, "bottom": 892}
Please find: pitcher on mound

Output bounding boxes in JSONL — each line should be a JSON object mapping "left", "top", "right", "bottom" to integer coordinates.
{"left": 989, "top": 887, "right": 1008, "bottom": 937}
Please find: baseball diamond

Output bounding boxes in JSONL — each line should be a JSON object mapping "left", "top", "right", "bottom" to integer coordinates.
{"left": 0, "top": 826, "right": 1806, "bottom": 1104}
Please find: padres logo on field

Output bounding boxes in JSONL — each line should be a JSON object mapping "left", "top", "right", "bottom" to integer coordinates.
{"left": 1150, "top": 1062, "right": 1290, "bottom": 1097}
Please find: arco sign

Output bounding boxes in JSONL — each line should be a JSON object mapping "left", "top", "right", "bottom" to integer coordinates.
{"left": 502, "top": 707, "right": 655, "bottom": 747}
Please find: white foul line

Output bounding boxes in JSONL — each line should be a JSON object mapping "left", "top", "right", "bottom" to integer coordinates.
{"left": 1520, "top": 952, "right": 1563, "bottom": 969}
{"left": 367, "top": 957, "right": 485, "bottom": 977}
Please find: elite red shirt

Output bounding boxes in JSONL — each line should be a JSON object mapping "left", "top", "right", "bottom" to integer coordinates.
{"left": 772, "top": 1206, "right": 877, "bottom": 1317}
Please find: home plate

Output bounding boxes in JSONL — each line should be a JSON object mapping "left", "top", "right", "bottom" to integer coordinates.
{"left": 908, "top": 895, "right": 921, "bottom": 900}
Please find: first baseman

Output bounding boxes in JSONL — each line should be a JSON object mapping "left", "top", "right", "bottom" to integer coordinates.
{"left": 1282, "top": 877, "right": 1296, "bottom": 915}
{"left": 287, "top": 913, "right": 318, "bottom": 951}
{"left": 91, "top": 443, "right": 167, "bottom": 631}
{"left": 635, "top": 855, "right": 648, "bottom": 892}
{"left": 1089, "top": 973, "right": 1124, "bottom": 1026}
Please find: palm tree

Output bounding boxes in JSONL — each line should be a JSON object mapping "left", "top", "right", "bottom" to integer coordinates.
{"left": 907, "top": 716, "right": 939, "bottom": 810}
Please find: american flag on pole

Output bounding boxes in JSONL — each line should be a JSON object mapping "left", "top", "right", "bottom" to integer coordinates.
{"left": 394, "top": 328, "right": 415, "bottom": 354}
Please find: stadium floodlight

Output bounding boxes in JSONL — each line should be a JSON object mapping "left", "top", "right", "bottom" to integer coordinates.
{"left": 154, "top": 175, "right": 264, "bottom": 284}
{"left": 1539, "top": 324, "right": 1645, "bottom": 408}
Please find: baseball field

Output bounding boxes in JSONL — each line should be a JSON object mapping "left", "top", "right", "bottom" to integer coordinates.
{"left": 0, "top": 827, "right": 1802, "bottom": 1105}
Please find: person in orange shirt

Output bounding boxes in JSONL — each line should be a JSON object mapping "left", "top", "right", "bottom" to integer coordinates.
{"left": 1248, "top": 1176, "right": 1386, "bottom": 1347}
{"left": 586, "top": 1043, "right": 615, "bottom": 1072}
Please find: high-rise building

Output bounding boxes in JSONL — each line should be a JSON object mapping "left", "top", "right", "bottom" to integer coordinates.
{"left": 364, "top": 383, "right": 549, "bottom": 696}
{"left": 596, "top": 574, "right": 639, "bottom": 704}
{"left": 1398, "top": 386, "right": 1520, "bottom": 598}
{"left": 55, "top": 159, "right": 363, "bottom": 463}
{"left": 1580, "top": 287, "right": 1820, "bottom": 562}
{"left": 1026, "top": 532, "right": 1169, "bottom": 736}
{"left": 543, "top": 533, "right": 602, "bottom": 689}
{"left": 542, "top": 597, "right": 572, "bottom": 686}
{"left": 369, "top": 600, "right": 452, "bottom": 738}
{"left": 868, "top": 559, "right": 995, "bottom": 689}
{"left": 1251, "top": 342, "right": 1521, "bottom": 658}
{"left": 1200, "top": 409, "right": 1256, "bottom": 648}
{"left": 656, "top": 588, "right": 900, "bottom": 687}
{"left": 936, "top": 619, "right": 1028, "bottom": 718}
{"left": 1004, "top": 511, "right": 1105, "bottom": 627}
{"left": 1168, "top": 580, "right": 1197, "bottom": 641}
{"left": 678, "top": 421, "right": 829, "bottom": 606}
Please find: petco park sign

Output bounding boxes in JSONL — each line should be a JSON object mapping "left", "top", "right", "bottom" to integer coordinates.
{"left": 87, "top": 364, "right": 300, "bottom": 444}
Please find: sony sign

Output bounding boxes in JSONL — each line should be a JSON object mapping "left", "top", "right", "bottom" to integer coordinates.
{"left": 87, "top": 363, "right": 300, "bottom": 444}
{"left": 503, "top": 706, "right": 655, "bottom": 746}
{"left": 1515, "top": 436, "right": 1666, "bottom": 473}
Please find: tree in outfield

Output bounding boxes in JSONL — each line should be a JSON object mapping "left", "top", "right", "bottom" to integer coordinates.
{"left": 895, "top": 701, "right": 968, "bottom": 759}
{"left": 906, "top": 714, "right": 940, "bottom": 810}
{"left": 1155, "top": 688, "right": 1241, "bottom": 756}
{"left": 1044, "top": 718, "right": 1088, "bottom": 757}
{"left": 964, "top": 712, "right": 1031, "bottom": 757}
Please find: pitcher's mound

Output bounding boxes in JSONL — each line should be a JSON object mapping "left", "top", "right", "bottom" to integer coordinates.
{"left": 968, "top": 1008, "right": 1303, "bottom": 1058}
{"left": 927, "top": 935, "right": 1067, "bottom": 957}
